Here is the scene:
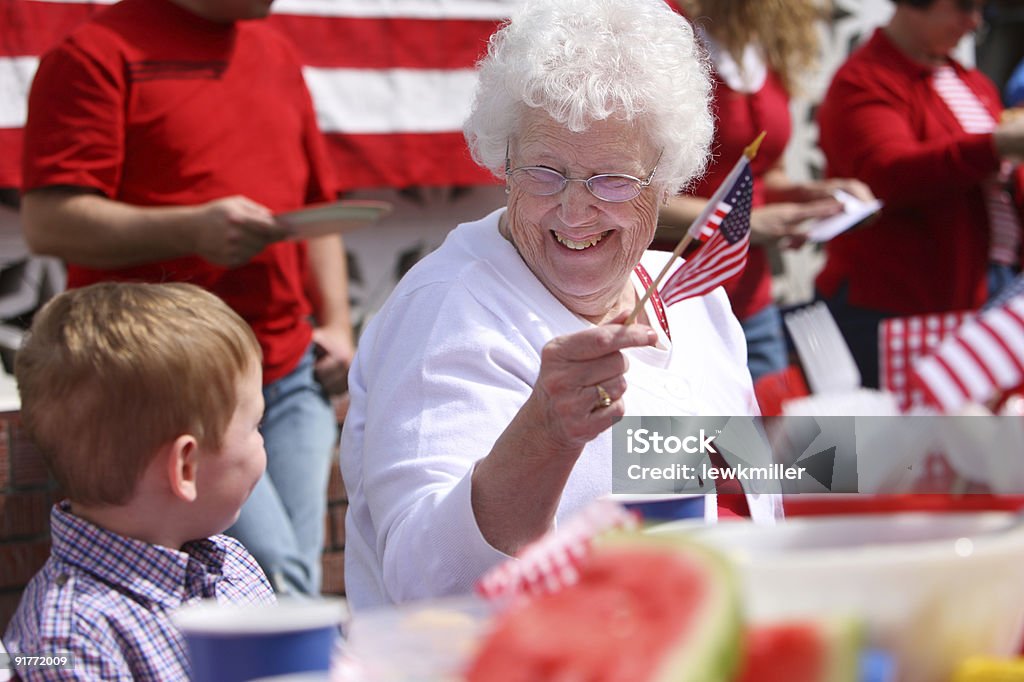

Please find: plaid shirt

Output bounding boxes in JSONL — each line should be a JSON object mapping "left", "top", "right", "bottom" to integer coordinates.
{"left": 3, "top": 502, "right": 275, "bottom": 681}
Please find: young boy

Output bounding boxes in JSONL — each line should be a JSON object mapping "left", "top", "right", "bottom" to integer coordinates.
{"left": 3, "top": 282, "right": 276, "bottom": 681}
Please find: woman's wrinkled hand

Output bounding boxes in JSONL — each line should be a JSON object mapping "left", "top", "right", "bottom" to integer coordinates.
{"left": 528, "top": 321, "right": 658, "bottom": 450}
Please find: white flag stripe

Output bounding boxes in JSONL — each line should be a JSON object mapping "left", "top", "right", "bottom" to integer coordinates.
{"left": 960, "top": 323, "right": 1022, "bottom": 387}
{"left": 916, "top": 358, "right": 965, "bottom": 412}
{"left": 303, "top": 67, "right": 479, "bottom": 134}
{"left": 1, "top": 58, "right": 482, "bottom": 136}
{"left": 0, "top": 57, "right": 39, "bottom": 129}
{"left": 940, "top": 341, "right": 993, "bottom": 402}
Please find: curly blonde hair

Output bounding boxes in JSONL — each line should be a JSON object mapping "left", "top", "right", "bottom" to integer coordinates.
{"left": 682, "top": 0, "right": 825, "bottom": 94}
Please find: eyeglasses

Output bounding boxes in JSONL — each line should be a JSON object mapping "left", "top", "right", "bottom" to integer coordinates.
{"left": 504, "top": 144, "right": 662, "bottom": 203}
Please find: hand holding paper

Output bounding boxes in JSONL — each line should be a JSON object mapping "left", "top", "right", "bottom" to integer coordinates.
{"left": 804, "top": 189, "right": 881, "bottom": 243}
{"left": 275, "top": 200, "right": 392, "bottom": 240}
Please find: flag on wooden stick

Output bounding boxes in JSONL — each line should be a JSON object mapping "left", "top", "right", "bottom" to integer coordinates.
{"left": 626, "top": 132, "right": 761, "bottom": 323}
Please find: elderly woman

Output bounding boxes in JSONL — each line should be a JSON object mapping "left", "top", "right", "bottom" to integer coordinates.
{"left": 339, "top": 0, "right": 776, "bottom": 610}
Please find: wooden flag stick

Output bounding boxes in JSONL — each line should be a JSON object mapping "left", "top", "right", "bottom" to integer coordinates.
{"left": 625, "top": 131, "right": 766, "bottom": 325}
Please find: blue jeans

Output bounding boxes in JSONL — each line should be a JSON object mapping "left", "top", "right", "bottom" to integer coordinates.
{"left": 227, "top": 346, "right": 337, "bottom": 595}
{"left": 740, "top": 304, "right": 788, "bottom": 383}
{"left": 988, "top": 262, "right": 1020, "bottom": 301}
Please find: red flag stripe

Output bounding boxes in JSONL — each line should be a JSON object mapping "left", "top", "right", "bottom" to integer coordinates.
{"left": 266, "top": 15, "right": 500, "bottom": 70}
{"left": 0, "top": 1, "right": 103, "bottom": 57}
{"left": 324, "top": 132, "right": 494, "bottom": 190}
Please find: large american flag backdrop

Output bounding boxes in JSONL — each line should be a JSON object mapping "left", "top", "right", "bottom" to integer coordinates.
{"left": 0, "top": 0, "right": 519, "bottom": 191}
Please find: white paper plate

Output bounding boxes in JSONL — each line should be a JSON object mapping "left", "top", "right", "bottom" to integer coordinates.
{"left": 276, "top": 200, "right": 392, "bottom": 240}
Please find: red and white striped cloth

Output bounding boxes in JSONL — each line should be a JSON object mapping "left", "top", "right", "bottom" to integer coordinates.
{"left": 880, "top": 310, "right": 975, "bottom": 411}
{"left": 475, "top": 499, "right": 639, "bottom": 602}
{"left": 908, "top": 295, "right": 1024, "bottom": 413}
{"left": 932, "top": 64, "right": 1021, "bottom": 266}
{"left": 0, "top": 0, "right": 516, "bottom": 190}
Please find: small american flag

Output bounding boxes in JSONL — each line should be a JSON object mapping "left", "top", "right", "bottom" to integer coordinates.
{"left": 908, "top": 295, "right": 1024, "bottom": 413}
{"left": 659, "top": 161, "right": 753, "bottom": 306}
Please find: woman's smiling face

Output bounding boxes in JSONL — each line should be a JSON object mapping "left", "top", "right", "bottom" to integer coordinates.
{"left": 504, "top": 109, "right": 662, "bottom": 322}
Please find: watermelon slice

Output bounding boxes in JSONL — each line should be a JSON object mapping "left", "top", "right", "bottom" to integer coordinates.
{"left": 733, "top": 619, "right": 862, "bottom": 682}
{"left": 465, "top": 535, "right": 741, "bottom": 682}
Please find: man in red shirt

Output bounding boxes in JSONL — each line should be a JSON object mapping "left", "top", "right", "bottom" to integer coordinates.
{"left": 20, "top": 0, "right": 353, "bottom": 595}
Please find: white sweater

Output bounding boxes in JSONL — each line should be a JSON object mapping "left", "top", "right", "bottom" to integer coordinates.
{"left": 340, "top": 209, "right": 773, "bottom": 609}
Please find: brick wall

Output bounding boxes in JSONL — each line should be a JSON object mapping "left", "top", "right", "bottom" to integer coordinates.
{"left": 0, "top": 415, "right": 348, "bottom": 633}
{"left": 0, "top": 413, "right": 60, "bottom": 633}
{"left": 321, "top": 459, "right": 347, "bottom": 597}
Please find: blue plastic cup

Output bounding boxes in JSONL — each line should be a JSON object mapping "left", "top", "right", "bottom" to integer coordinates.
{"left": 609, "top": 493, "right": 706, "bottom": 522}
{"left": 172, "top": 598, "right": 347, "bottom": 682}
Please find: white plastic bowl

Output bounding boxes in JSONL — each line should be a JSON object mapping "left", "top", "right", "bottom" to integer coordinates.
{"left": 649, "top": 512, "right": 1024, "bottom": 682}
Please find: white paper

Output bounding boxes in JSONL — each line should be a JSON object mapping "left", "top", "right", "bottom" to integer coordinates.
{"left": 805, "top": 189, "right": 881, "bottom": 243}
{"left": 275, "top": 200, "right": 391, "bottom": 240}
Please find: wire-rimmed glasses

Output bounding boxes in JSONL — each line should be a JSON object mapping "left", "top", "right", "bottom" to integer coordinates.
{"left": 504, "top": 144, "right": 662, "bottom": 203}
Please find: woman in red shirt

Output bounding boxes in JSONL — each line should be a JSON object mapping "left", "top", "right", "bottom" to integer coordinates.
{"left": 817, "top": 0, "right": 1024, "bottom": 387}
{"left": 659, "top": 0, "right": 874, "bottom": 384}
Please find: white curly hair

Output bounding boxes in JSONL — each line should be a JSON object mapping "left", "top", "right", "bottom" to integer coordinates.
{"left": 463, "top": 0, "right": 713, "bottom": 196}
